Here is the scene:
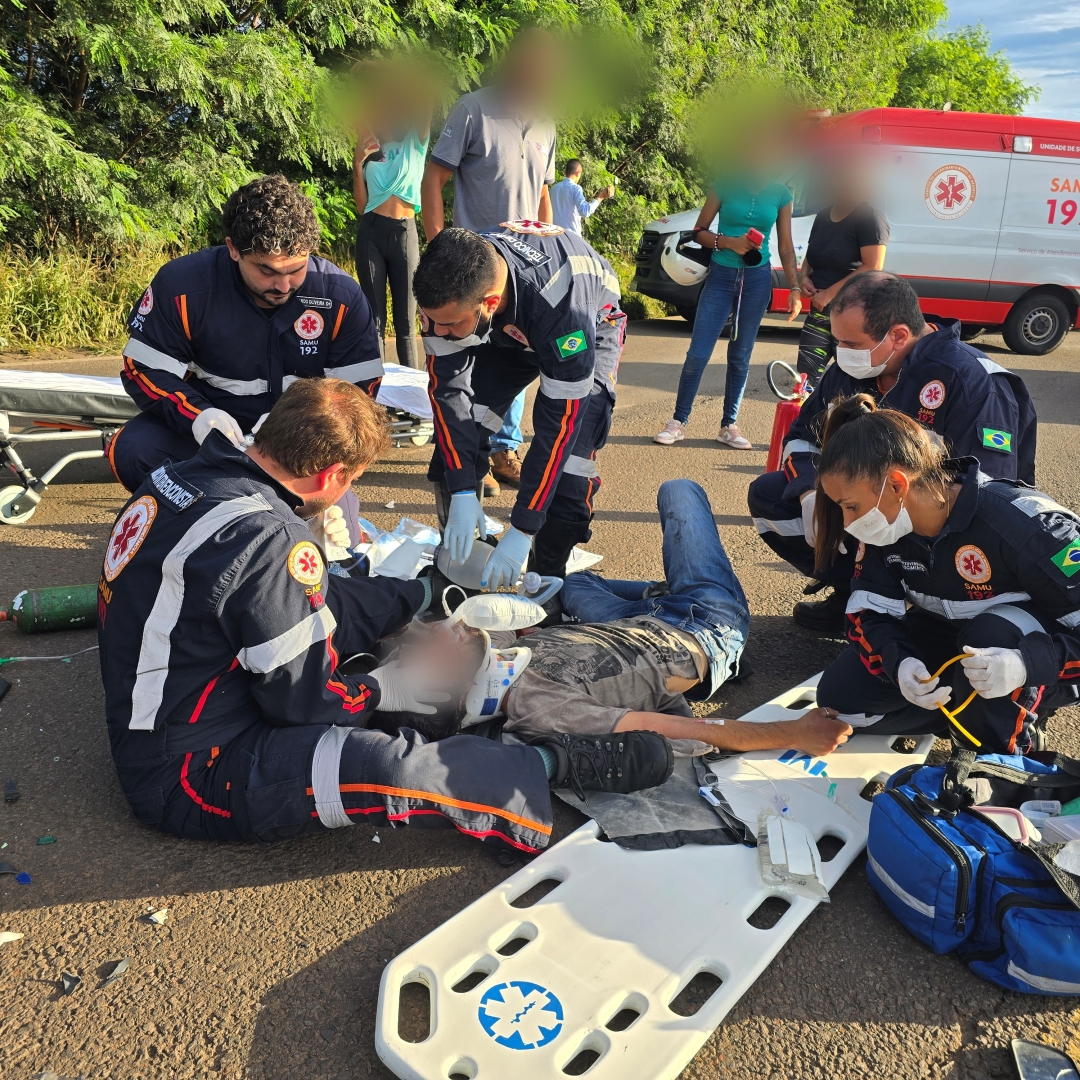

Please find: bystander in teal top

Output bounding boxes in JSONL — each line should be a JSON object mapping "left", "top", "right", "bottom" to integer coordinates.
{"left": 710, "top": 178, "right": 793, "bottom": 268}
{"left": 362, "top": 129, "right": 429, "bottom": 213}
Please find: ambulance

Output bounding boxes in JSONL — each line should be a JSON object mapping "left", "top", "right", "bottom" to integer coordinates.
{"left": 631, "top": 107, "right": 1080, "bottom": 354}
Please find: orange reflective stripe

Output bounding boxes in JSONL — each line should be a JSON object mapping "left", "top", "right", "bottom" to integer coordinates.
{"left": 331, "top": 304, "right": 347, "bottom": 341}
{"left": 427, "top": 354, "right": 462, "bottom": 471}
{"left": 124, "top": 355, "right": 201, "bottom": 419}
{"left": 529, "top": 400, "right": 574, "bottom": 511}
{"left": 178, "top": 294, "right": 191, "bottom": 339}
{"left": 304, "top": 782, "right": 552, "bottom": 837}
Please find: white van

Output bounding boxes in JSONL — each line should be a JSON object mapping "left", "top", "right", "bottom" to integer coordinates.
{"left": 631, "top": 107, "right": 1080, "bottom": 354}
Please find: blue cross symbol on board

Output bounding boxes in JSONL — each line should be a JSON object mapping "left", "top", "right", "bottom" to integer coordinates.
{"left": 778, "top": 749, "right": 829, "bottom": 776}
{"left": 478, "top": 981, "right": 564, "bottom": 1050}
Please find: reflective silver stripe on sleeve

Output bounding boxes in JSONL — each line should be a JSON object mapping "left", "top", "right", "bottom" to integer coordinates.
{"left": 1006, "top": 961, "right": 1080, "bottom": 995}
{"left": 472, "top": 404, "right": 505, "bottom": 432}
{"left": 123, "top": 338, "right": 188, "bottom": 379}
{"left": 188, "top": 363, "right": 269, "bottom": 397}
{"left": 324, "top": 359, "right": 385, "bottom": 383}
{"left": 539, "top": 263, "right": 572, "bottom": 307}
{"left": 867, "top": 852, "right": 935, "bottom": 918}
{"left": 282, "top": 375, "right": 300, "bottom": 391}
{"left": 847, "top": 589, "right": 907, "bottom": 618}
{"left": 977, "top": 356, "right": 1011, "bottom": 376}
{"left": 562, "top": 454, "right": 599, "bottom": 478}
{"left": 129, "top": 495, "right": 272, "bottom": 730}
{"left": 539, "top": 373, "right": 593, "bottom": 400}
{"left": 980, "top": 603, "right": 1045, "bottom": 636}
{"left": 1059, "top": 609, "right": 1080, "bottom": 629}
{"left": 904, "top": 588, "right": 1032, "bottom": 620}
{"left": 1013, "top": 494, "right": 1075, "bottom": 519}
{"left": 752, "top": 515, "right": 804, "bottom": 537}
{"left": 236, "top": 605, "right": 337, "bottom": 674}
{"left": 783, "top": 439, "right": 815, "bottom": 456}
{"left": 423, "top": 334, "right": 486, "bottom": 355}
{"left": 312, "top": 726, "right": 354, "bottom": 829}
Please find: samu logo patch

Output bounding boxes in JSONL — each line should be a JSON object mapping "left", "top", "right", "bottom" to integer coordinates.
{"left": 556, "top": 331, "right": 587, "bottom": 358}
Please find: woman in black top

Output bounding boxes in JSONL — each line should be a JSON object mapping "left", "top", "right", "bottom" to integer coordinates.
{"left": 796, "top": 167, "right": 889, "bottom": 386}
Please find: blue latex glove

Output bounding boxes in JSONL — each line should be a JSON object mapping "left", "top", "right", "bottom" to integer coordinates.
{"left": 481, "top": 526, "right": 533, "bottom": 592}
{"left": 443, "top": 491, "right": 487, "bottom": 564}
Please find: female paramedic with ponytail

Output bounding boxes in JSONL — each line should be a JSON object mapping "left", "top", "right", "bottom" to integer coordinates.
{"left": 813, "top": 395, "right": 1080, "bottom": 754}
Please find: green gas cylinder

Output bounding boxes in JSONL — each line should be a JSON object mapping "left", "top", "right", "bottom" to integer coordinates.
{"left": 0, "top": 584, "right": 98, "bottom": 633}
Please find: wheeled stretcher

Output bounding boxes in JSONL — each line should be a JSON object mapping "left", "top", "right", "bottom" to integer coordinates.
{"left": 0, "top": 365, "right": 434, "bottom": 525}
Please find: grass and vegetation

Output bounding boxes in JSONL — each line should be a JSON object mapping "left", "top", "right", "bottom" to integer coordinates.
{"left": 0, "top": 0, "right": 1037, "bottom": 351}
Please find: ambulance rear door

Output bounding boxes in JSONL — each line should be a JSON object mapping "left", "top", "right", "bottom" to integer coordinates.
{"left": 990, "top": 132, "right": 1080, "bottom": 318}
{"left": 880, "top": 125, "right": 1011, "bottom": 322}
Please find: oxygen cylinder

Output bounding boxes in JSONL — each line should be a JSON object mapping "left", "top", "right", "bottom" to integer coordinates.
{"left": 0, "top": 584, "right": 98, "bottom": 634}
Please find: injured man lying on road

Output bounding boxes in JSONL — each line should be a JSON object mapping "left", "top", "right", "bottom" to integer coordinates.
{"left": 381, "top": 481, "right": 853, "bottom": 757}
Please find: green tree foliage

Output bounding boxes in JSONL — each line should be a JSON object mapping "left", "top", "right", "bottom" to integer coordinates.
{"left": 0, "top": 0, "right": 1037, "bottom": 264}
{"left": 892, "top": 26, "right": 1038, "bottom": 115}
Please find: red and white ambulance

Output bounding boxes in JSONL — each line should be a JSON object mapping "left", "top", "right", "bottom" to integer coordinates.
{"left": 631, "top": 107, "right": 1080, "bottom": 354}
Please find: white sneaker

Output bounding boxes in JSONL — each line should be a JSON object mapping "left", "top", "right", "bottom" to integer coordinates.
{"left": 654, "top": 419, "right": 686, "bottom": 445}
{"left": 716, "top": 424, "right": 752, "bottom": 449}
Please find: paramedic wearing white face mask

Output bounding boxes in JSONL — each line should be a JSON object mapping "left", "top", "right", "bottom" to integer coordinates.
{"left": 811, "top": 395, "right": 1080, "bottom": 756}
{"left": 747, "top": 271, "right": 1037, "bottom": 635}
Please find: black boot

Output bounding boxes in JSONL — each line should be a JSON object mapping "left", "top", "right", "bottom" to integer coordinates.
{"left": 536, "top": 732, "right": 674, "bottom": 798}
{"left": 792, "top": 588, "right": 850, "bottom": 634}
{"left": 529, "top": 515, "right": 593, "bottom": 578}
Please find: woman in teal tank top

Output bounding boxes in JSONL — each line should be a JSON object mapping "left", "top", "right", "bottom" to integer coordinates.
{"left": 654, "top": 172, "right": 802, "bottom": 448}
{"left": 352, "top": 63, "right": 433, "bottom": 369}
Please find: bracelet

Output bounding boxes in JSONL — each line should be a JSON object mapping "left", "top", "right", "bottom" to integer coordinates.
{"left": 713, "top": 234, "right": 719, "bottom": 251}
{"left": 790, "top": 286, "right": 802, "bottom": 293}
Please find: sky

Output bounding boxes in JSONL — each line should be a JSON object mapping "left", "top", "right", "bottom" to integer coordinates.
{"left": 945, "top": 0, "right": 1080, "bottom": 120}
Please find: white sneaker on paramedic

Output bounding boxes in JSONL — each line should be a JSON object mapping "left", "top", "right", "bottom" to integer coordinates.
{"left": 717, "top": 424, "right": 752, "bottom": 449}
{"left": 654, "top": 419, "right": 685, "bottom": 445}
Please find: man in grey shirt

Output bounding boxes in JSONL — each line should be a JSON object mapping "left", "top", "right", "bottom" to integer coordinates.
{"left": 420, "top": 29, "right": 559, "bottom": 491}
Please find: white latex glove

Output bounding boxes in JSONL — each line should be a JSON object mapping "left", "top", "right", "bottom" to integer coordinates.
{"left": 897, "top": 656, "right": 953, "bottom": 710}
{"left": 369, "top": 661, "right": 452, "bottom": 715}
{"left": 309, "top": 505, "right": 351, "bottom": 555}
{"left": 192, "top": 407, "right": 245, "bottom": 447}
{"left": 800, "top": 489, "right": 817, "bottom": 546}
{"left": 442, "top": 492, "right": 487, "bottom": 565}
{"left": 962, "top": 646, "right": 1027, "bottom": 699}
{"left": 481, "top": 526, "right": 533, "bottom": 592}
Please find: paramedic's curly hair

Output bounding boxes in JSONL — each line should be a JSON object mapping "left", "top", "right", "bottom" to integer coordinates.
{"left": 253, "top": 378, "right": 389, "bottom": 477}
{"left": 222, "top": 175, "right": 321, "bottom": 256}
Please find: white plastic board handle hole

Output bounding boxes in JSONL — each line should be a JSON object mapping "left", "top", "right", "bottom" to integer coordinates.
{"left": 508, "top": 874, "right": 565, "bottom": 908}
{"left": 451, "top": 956, "right": 498, "bottom": 994}
{"left": 447, "top": 1058, "right": 477, "bottom": 1080}
{"left": 604, "top": 991, "right": 649, "bottom": 1032}
{"left": 816, "top": 832, "right": 847, "bottom": 863}
{"left": 495, "top": 922, "right": 538, "bottom": 956}
{"left": 668, "top": 970, "right": 725, "bottom": 1017}
{"left": 397, "top": 978, "right": 432, "bottom": 1043}
{"left": 562, "top": 1030, "right": 612, "bottom": 1075}
{"left": 746, "top": 895, "right": 792, "bottom": 931}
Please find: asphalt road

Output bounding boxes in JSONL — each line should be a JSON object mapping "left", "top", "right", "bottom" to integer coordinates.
{"left": 1, "top": 317, "right": 1079, "bottom": 1080}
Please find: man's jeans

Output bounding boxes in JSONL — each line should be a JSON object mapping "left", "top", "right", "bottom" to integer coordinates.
{"left": 491, "top": 390, "right": 525, "bottom": 453}
{"left": 560, "top": 479, "right": 749, "bottom": 700}
{"left": 674, "top": 263, "right": 772, "bottom": 427}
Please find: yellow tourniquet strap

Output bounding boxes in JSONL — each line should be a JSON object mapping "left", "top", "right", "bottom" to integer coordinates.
{"left": 921, "top": 654, "right": 982, "bottom": 748}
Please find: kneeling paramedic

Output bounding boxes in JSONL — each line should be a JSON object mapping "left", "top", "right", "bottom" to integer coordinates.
{"left": 747, "top": 271, "right": 1036, "bottom": 633}
{"left": 413, "top": 225, "right": 625, "bottom": 590}
{"left": 98, "top": 379, "right": 667, "bottom": 850}
{"left": 811, "top": 396, "right": 1080, "bottom": 755}
{"left": 111, "top": 174, "right": 384, "bottom": 548}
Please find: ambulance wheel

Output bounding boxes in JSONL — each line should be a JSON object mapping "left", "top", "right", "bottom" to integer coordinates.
{"left": 1002, "top": 293, "right": 1070, "bottom": 355}
{"left": 0, "top": 486, "right": 37, "bottom": 525}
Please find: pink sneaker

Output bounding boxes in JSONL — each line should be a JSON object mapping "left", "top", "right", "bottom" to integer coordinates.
{"left": 654, "top": 419, "right": 686, "bottom": 445}
{"left": 716, "top": 424, "right": 752, "bottom": 449}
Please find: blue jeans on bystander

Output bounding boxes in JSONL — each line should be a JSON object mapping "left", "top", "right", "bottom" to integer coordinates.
{"left": 560, "top": 479, "right": 749, "bottom": 700}
{"left": 673, "top": 263, "right": 773, "bottom": 427}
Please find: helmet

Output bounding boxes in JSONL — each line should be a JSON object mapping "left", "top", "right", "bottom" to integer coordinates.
{"left": 660, "top": 231, "right": 711, "bottom": 286}
{"left": 461, "top": 629, "right": 533, "bottom": 727}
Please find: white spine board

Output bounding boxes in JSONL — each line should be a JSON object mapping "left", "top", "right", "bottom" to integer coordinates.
{"left": 376, "top": 675, "right": 934, "bottom": 1080}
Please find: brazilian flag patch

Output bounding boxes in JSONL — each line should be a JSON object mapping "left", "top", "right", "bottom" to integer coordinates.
{"left": 556, "top": 331, "right": 587, "bottom": 358}
{"left": 982, "top": 428, "right": 1012, "bottom": 452}
{"left": 1052, "top": 541, "right": 1080, "bottom": 578}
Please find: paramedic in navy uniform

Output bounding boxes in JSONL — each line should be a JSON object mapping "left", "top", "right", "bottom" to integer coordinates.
{"left": 412, "top": 225, "right": 625, "bottom": 590}
{"left": 110, "top": 175, "right": 383, "bottom": 546}
{"left": 811, "top": 397, "right": 1080, "bottom": 755}
{"left": 748, "top": 272, "right": 1037, "bottom": 633}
